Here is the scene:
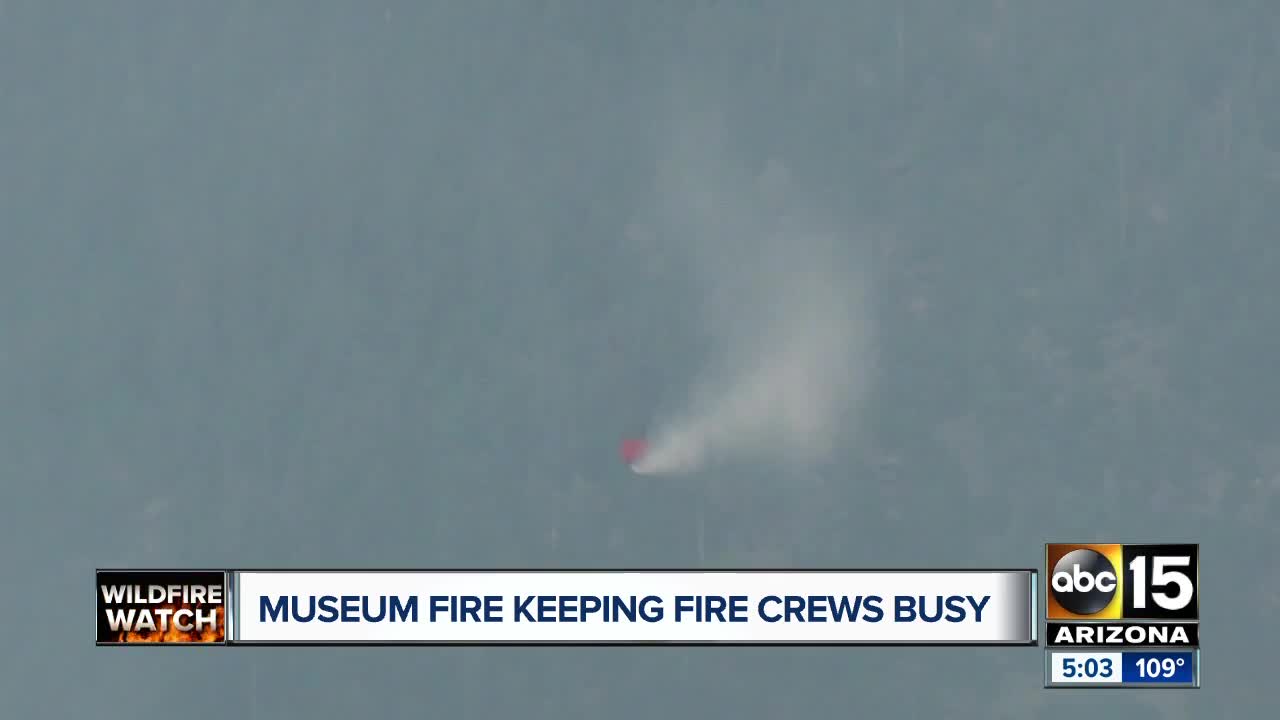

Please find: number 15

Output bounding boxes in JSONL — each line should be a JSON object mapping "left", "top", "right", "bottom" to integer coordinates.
{"left": 1130, "top": 555, "right": 1193, "bottom": 611}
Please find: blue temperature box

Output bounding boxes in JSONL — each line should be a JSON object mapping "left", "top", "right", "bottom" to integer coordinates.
{"left": 1044, "top": 650, "right": 1199, "bottom": 688}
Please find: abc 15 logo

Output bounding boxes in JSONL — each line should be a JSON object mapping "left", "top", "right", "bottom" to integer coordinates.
{"left": 1046, "top": 543, "right": 1199, "bottom": 621}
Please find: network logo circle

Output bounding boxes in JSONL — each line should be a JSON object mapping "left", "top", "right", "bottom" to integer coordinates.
{"left": 1050, "top": 548, "right": 1117, "bottom": 616}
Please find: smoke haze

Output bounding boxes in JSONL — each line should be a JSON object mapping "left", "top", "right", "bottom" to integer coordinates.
{"left": 632, "top": 114, "right": 876, "bottom": 475}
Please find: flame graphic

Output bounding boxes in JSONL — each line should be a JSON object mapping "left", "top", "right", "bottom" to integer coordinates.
{"left": 117, "top": 603, "right": 225, "bottom": 643}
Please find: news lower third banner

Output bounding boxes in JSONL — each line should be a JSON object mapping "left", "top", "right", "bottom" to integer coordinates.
{"left": 98, "top": 569, "right": 1037, "bottom": 646}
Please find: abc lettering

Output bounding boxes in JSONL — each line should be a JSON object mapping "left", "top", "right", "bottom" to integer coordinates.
{"left": 1048, "top": 548, "right": 1119, "bottom": 615}
{"left": 1053, "top": 564, "right": 1116, "bottom": 593}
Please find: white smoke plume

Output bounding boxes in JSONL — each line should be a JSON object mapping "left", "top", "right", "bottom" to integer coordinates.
{"left": 632, "top": 115, "right": 876, "bottom": 476}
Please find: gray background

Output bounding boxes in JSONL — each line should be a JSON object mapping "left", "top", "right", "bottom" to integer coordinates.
{"left": 2, "top": 2, "right": 1276, "bottom": 717}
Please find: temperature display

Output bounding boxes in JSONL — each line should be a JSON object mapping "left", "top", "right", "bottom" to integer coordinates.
{"left": 1122, "top": 652, "right": 1195, "bottom": 684}
{"left": 1045, "top": 650, "right": 1199, "bottom": 688}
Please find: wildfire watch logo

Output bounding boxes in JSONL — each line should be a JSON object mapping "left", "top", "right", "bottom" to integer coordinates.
{"left": 96, "top": 570, "right": 227, "bottom": 645}
{"left": 1045, "top": 544, "right": 1199, "bottom": 622}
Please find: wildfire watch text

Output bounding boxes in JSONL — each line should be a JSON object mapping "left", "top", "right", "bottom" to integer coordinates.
{"left": 99, "top": 583, "right": 223, "bottom": 634}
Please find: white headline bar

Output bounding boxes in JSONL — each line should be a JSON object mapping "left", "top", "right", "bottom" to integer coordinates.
{"left": 231, "top": 570, "right": 1036, "bottom": 645}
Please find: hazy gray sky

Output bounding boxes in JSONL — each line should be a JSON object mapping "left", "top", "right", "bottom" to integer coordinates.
{"left": 2, "top": 2, "right": 1276, "bottom": 717}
